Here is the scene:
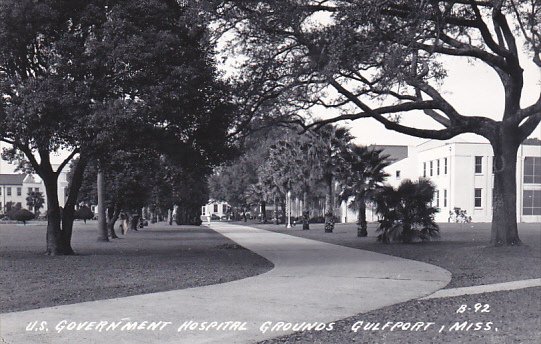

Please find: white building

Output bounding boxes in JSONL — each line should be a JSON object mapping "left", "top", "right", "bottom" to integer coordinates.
{"left": 0, "top": 169, "right": 69, "bottom": 215}
{"left": 201, "top": 200, "right": 231, "bottom": 220}
{"left": 383, "top": 139, "right": 541, "bottom": 223}
{"left": 0, "top": 142, "right": 70, "bottom": 213}
{"left": 0, "top": 174, "right": 46, "bottom": 214}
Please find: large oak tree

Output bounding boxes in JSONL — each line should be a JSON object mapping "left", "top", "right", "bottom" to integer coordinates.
{"left": 213, "top": 0, "right": 541, "bottom": 245}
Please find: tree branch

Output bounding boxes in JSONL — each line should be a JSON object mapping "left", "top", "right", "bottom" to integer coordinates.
{"left": 11, "top": 142, "right": 42, "bottom": 176}
{"left": 56, "top": 148, "right": 80, "bottom": 175}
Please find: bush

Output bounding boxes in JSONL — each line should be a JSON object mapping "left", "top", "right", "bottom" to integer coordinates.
{"left": 374, "top": 179, "right": 439, "bottom": 243}
{"left": 9, "top": 208, "right": 35, "bottom": 225}
{"left": 309, "top": 215, "right": 339, "bottom": 224}
{"left": 75, "top": 206, "right": 94, "bottom": 223}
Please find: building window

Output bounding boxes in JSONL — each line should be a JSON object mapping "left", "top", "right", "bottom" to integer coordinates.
{"left": 475, "top": 156, "right": 483, "bottom": 174}
{"left": 7, "top": 187, "right": 11, "bottom": 196}
{"left": 423, "top": 162, "right": 427, "bottom": 177}
{"left": 436, "top": 159, "right": 440, "bottom": 175}
{"left": 435, "top": 190, "right": 440, "bottom": 208}
{"left": 222, "top": 204, "right": 227, "bottom": 213}
{"left": 523, "top": 157, "right": 541, "bottom": 184}
{"left": 0, "top": 188, "right": 2, "bottom": 195}
{"left": 443, "top": 189, "right": 447, "bottom": 207}
{"left": 201, "top": 206, "right": 205, "bottom": 215}
{"left": 28, "top": 187, "right": 32, "bottom": 195}
{"left": 444, "top": 158, "right": 448, "bottom": 174}
{"left": 474, "top": 188, "right": 482, "bottom": 208}
{"left": 396, "top": 170, "right": 401, "bottom": 179}
{"left": 430, "top": 161, "right": 433, "bottom": 176}
{"left": 214, "top": 204, "right": 218, "bottom": 213}
{"left": 35, "top": 187, "right": 39, "bottom": 192}
{"left": 17, "top": 187, "right": 21, "bottom": 196}
{"left": 523, "top": 190, "right": 541, "bottom": 215}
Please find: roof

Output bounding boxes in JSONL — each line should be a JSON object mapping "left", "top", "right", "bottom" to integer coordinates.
{"left": 523, "top": 138, "right": 541, "bottom": 146}
{"left": 368, "top": 145, "right": 409, "bottom": 163}
{"left": 0, "top": 174, "right": 26, "bottom": 185}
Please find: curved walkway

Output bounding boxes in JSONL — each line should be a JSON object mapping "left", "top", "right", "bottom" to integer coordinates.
{"left": 0, "top": 223, "right": 450, "bottom": 344}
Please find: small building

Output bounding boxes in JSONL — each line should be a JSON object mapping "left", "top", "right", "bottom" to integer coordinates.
{"left": 201, "top": 200, "right": 231, "bottom": 220}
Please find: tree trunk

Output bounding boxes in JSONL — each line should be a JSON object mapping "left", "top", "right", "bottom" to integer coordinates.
{"left": 490, "top": 135, "right": 521, "bottom": 246}
{"left": 59, "top": 155, "right": 88, "bottom": 254}
{"left": 261, "top": 200, "right": 267, "bottom": 223}
{"left": 106, "top": 207, "right": 120, "bottom": 239}
{"left": 324, "top": 175, "right": 334, "bottom": 233}
{"left": 280, "top": 199, "right": 286, "bottom": 225}
{"left": 96, "top": 170, "right": 109, "bottom": 242}
{"left": 130, "top": 210, "right": 141, "bottom": 231}
{"left": 302, "top": 190, "right": 309, "bottom": 230}
{"left": 357, "top": 197, "right": 367, "bottom": 237}
{"left": 43, "top": 174, "right": 73, "bottom": 255}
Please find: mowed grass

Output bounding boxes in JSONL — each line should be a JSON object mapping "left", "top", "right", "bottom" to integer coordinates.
{"left": 0, "top": 221, "right": 273, "bottom": 313}
{"left": 245, "top": 221, "right": 541, "bottom": 344}
{"left": 248, "top": 222, "right": 541, "bottom": 288}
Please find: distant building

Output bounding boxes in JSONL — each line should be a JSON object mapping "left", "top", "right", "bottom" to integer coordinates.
{"left": 0, "top": 142, "right": 70, "bottom": 214}
{"left": 0, "top": 169, "right": 69, "bottom": 215}
{"left": 0, "top": 174, "right": 45, "bottom": 214}
{"left": 201, "top": 200, "right": 231, "bottom": 219}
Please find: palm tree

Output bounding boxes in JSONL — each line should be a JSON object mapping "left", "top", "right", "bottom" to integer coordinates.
{"left": 373, "top": 179, "right": 439, "bottom": 243}
{"left": 338, "top": 145, "right": 390, "bottom": 237}
{"left": 295, "top": 133, "right": 324, "bottom": 230}
{"left": 311, "top": 125, "right": 353, "bottom": 233}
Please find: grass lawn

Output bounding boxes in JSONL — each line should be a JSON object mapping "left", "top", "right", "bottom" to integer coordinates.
{"left": 240, "top": 221, "right": 541, "bottom": 343}
{"left": 0, "top": 221, "right": 273, "bottom": 313}
{"left": 262, "top": 287, "right": 541, "bottom": 344}
{"left": 1, "top": 220, "right": 538, "bottom": 343}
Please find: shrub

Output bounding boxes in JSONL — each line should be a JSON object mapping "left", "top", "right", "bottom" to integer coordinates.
{"left": 309, "top": 215, "right": 339, "bottom": 224}
{"left": 75, "top": 206, "right": 94, "bottom": 223}
{"left": 374, "top": 179, "right": 439, "bottom": 243}
{"left": 10, "top": 208, "right": 35, "bottom": 225}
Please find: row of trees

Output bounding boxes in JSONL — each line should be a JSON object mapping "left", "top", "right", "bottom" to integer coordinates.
{"left": 71, "top": 149, "right": 211, "bottom": 238}
{"left": 0, "top": 1, "right": 235, "bottom": 254}
{"left": 209, "top": 124, "right": 391, "bottom": 236}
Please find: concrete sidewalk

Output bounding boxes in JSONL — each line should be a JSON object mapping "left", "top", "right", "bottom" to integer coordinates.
{"left": 0, "top": 223, "right": 450, "bottom": 344}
